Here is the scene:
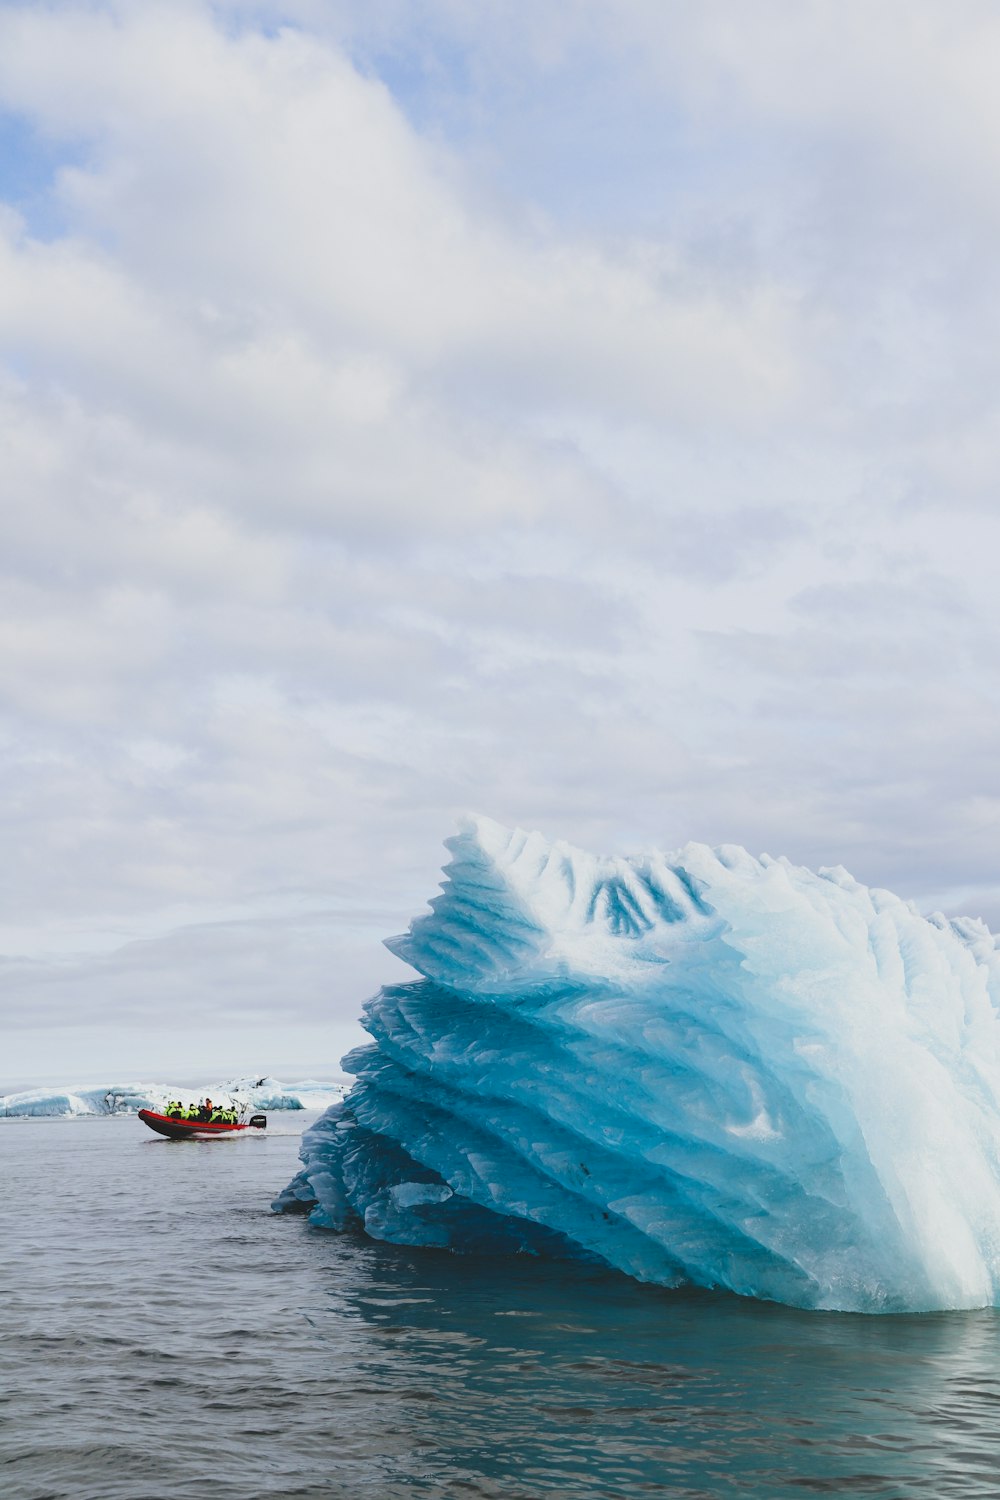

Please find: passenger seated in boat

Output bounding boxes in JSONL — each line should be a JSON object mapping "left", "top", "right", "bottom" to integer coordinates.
{"left": 166, "top": 1100, "right": 183, "bottom": 1118}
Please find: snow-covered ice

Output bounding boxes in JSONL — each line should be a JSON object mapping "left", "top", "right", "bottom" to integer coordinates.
{"left": 275, "top": 815, "right": 1000, "bottom": 1313}
{"left": 1, "top": 1076, "right": 347, "bottom": 1118}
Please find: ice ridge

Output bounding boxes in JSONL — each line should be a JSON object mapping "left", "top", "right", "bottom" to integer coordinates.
{"left": 0, "top": 1076, "right": 346, "bottom": 1117}
{"left": 275, "top": 816, "right": 1000, "bottom": 1312}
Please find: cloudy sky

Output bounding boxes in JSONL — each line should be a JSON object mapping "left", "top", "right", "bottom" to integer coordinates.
{"left": 3, "top": 0, "right": 1000, "bottom": 1086}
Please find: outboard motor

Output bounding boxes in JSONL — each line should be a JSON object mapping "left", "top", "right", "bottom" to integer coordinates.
{"left": 249, "top": 1113, "right": 267, "bottom": 1129}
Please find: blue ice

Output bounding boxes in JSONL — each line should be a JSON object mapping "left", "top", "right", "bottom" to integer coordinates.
{"left": 274, "top": 816, "right": 1000, "bottom": 1312}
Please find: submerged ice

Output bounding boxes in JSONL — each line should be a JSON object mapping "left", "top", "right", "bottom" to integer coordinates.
{"left": 275, "top": 817, "right": 1000, "bottom": 1312}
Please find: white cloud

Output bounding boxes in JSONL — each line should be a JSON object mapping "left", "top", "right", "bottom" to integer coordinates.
{"left": 0, "top": 1, "right": 998, "bottom": 1081}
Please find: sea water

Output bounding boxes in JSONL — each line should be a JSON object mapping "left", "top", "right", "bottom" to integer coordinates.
{"left": 4, "top": 1117, "right": 1000, "bottom": 1499}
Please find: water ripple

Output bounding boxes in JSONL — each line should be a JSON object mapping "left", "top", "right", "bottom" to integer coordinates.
{"left": 4, "top": 1117, "right": 1000, "bottom": 1497}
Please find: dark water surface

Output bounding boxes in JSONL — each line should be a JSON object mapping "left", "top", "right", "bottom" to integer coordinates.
{"left": 4, "top": 1118, "right": 1000, "bottom": 1499}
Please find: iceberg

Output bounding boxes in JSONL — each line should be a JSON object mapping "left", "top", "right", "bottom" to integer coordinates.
{"left": 0, "top": 1076, "right": 347, "bottom": 1118}
{"left": 218, "top": 1076, "right": 348, "bottom": 1112}
{"left": 275, "top": 816, "right": 1000, "bottom": 1313}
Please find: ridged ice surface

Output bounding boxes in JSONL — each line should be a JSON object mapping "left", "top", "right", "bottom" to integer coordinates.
{"left": 275, "top": 816, "right": 1000, "bottom": 1312}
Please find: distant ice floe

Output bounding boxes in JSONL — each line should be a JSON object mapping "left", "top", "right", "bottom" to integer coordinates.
{"left": 275, "top": 815, "right": 1000, "bottom": 1314}
{"left": 1, "top": 1075, "right": 347, "bottom": 1118}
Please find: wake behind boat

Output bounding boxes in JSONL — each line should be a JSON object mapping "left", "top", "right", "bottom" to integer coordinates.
{"left": 138, "top": 1106, "right": 267, "bottom": 1139}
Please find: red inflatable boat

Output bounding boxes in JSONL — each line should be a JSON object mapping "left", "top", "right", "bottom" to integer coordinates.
{"left": 138, "top": 1108, "right": 267, "bottom": 1139}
